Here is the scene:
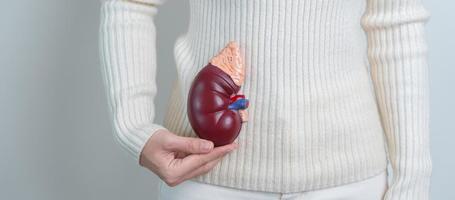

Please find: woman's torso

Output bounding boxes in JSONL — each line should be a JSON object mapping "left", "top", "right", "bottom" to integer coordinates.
{"left": 163, "top": 0, "right": 388, "bottom": 193}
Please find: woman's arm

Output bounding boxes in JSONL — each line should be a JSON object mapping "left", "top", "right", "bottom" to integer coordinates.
{"left": 99, "top": 0, "right": 169, "bottom": 161}
{"left": 99, "top": 1, "right": 237, "bottom": 186}
{"left": 361, "top": 0, "right": 432, "bottom": 199}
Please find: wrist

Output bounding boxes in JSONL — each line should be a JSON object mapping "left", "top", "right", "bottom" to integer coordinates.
{"left": 139, "top": 128, "right": 169, "bottom": 167}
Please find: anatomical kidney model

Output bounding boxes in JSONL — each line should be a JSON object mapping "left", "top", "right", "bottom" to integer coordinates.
{"left": 187, "top": 41, "right": 249, "bottom": 146}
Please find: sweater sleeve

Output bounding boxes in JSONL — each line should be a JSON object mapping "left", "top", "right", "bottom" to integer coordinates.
{"left": 99, "top": 0, "right": 169, "bottom": 162}
{"left": 360, "top": 0, "right": 432, "bottom": 199}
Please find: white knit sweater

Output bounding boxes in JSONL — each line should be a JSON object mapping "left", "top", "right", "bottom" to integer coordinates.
{"left": 99, "top": 0, "right": 432, "bottom": 199}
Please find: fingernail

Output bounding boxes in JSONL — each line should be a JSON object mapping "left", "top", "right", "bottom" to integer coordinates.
{"left": 202, "top": 142, "right": 213, "bottom": 151}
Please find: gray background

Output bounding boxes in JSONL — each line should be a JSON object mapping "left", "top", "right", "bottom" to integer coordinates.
{"left": 0, "top": 0, "right": 453, "bottom": 199}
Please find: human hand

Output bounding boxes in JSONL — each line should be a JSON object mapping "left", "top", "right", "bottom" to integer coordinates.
{"left": 139, "top": 129, "right": 238, "bottom": 187}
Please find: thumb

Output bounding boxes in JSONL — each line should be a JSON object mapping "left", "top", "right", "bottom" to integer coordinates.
{"left": 164, "top": 135, "right": 214, "bottom": 154}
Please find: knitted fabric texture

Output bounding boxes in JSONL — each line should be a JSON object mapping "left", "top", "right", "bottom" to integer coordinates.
{"left": 99, "top": 0, "right": 432, "bottom": 199}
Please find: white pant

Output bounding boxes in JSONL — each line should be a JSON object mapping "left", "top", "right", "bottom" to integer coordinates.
{"left": 159, "top": 170, "right": 388, "bottom": 200}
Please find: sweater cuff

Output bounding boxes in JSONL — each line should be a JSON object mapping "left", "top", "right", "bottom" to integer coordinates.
{"left": 125, "top": 0, "right": 166, "bottom": 6}
{"left": 383, "top": 171, "right": 432, "bottom": 200}
{"left": 100, "top": 0, "right": 166, "bottom": 7}
{"left": 114, "top": 123, "right": 169, "bottom": 162}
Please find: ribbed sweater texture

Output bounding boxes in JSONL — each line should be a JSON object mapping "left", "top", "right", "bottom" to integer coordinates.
{"left": 99, "top": 0, "right": 432, "bottom": 199}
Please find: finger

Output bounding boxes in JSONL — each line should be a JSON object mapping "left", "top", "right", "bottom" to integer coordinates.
{"left": 183, "top": 157, "right": 222, "bottom": 180}
{"left": 164, "top": 135, "right": 214, "bottom": 154}
{"left": 171, "top": 157, "right": 223, "bottom": 186}
{"left": 176, "top": 143, "right": 238, "bottom": 176}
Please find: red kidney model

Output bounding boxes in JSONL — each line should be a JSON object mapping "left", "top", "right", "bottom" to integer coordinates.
{"left": 187, "top": 41, "right": 249, "bottom": 146}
